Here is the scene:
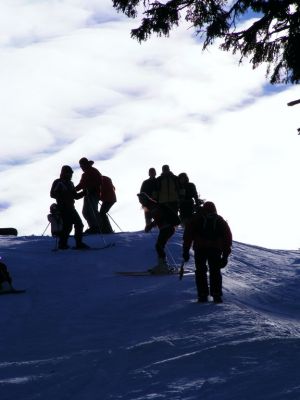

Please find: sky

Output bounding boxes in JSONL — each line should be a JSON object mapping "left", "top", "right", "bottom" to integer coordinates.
{"left": 1, "top": 231, "right": 300, "bottom": 399}
{"left": 0, "top": 0, "right": 300, "bottom": 249}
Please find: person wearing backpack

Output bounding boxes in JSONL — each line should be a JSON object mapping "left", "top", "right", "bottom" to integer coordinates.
{"left": 50, "top": 165, "right": 89, "bottom": 250}
{"left": 182, "top": 201, "right": 232, "bottom": 303}
{"left": 99, "top": 175, "right": 117, "bottom": 233}
{"left": 137, "top": 192, "right": 180, "bottom": 274}
{"left": 154, "top": 165, "right": 180, "bottom": 214}
{"left": 178, "top": 172, "right": 202, "bottom": 226}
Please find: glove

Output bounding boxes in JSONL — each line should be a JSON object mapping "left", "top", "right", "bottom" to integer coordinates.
{"left": 182, "top": 249, "right": 190, "bottom": 262}
{"left": 220, "top": 256, "right": 228, "bottom": 269}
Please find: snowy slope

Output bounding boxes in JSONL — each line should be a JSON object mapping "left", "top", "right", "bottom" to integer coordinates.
{"left": 1, "top": 230, "right": 300, "bottom": 400}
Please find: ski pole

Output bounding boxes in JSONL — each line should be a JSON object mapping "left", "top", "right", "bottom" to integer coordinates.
{"left": 107, "top": 212, "right": 123, "bottom": 232}
{"left": 179, "top": 261, "right": 185, "bottom": 280}
{"left": 41, "top": 222, "right": 50, "bottom": 236}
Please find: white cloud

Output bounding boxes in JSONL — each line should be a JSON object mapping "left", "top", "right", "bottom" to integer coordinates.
{"left": 0, "top": 1, "right": 299, "bottom": 249}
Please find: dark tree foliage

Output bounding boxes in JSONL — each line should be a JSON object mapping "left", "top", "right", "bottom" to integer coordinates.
{"left": 112, "top": 0, "right": 300, "bottom": 84}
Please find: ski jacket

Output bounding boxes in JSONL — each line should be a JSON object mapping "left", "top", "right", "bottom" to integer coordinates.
{"left": 148, "top": 204, "right": 179, "bottom": 230}
{"left": 179, "top": 182, "right": 199, "bottom": 204}
{"left": 183, "top": 212, "right": 232, "bottom": 255}
{"left": 140, "top": 178, "right": 157, "bottom": 198}
{"left": 155, "top": 172, "right": 179, "bottom": 203}
{"left": 100, "top": 176, "right": 117, "bottom": 203}
{"left": 75, "top": 166, "right": 102, "bottom": 195}
{"left": 50, "top": 178, "right": 83, "bottom": 209}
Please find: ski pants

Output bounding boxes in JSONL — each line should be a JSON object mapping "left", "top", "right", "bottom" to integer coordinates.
{"left": 194, "top": 248, "right": 223, "bottom": 298}
{"left": 60, "top": 207, "right": 84, "bottom": 247}
{"left": 82, "top": 193, "right": 100, "bottom": 230}
{"left": 155, "top": 225, "right": 175, "bottom": 259}
{"left": 99, "top": 201, "right": 115, "bottom": 233}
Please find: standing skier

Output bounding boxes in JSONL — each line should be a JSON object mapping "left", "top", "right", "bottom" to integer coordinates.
{"left": 178, "top": 172, "right": 202, "bottom": 226}
{"left": 75, "top": 157, "right": 102, "bottom": 234}
{"left": 182, "top": 201, "right": 232, "bottom": 303}
{"left": 50, "top": 165, "right": 89, "bottom": 250}
{"left": 99, "top": 175, "right": 117, "bottom": 233}
{"left": 137, "top": 192, "right": 180, "bottom": 274}
{"left": 140, "top": 167, "right": 157, "bottom": 225}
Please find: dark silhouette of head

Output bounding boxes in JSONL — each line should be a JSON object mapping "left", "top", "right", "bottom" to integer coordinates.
{"left": 178, "top": 172, "right": 189, "bottom": 183}
{"left": 79, "top": 157, "right": 94, "bottom": 171}
{"left": 162, "top": 165, "right": 170, "bottom": 173}
{"left": 203, "top": 201, "right": 217, "bottom": 214}
{"left": 60, "top": 165, "right": 73, "bottom": 180}
{"left": 148, "top": 167, "right": 156, "bottom": 178}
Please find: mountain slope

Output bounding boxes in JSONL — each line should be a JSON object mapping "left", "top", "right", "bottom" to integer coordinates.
{"left": 0, "top": 231, "right": 300, "bottom": 399}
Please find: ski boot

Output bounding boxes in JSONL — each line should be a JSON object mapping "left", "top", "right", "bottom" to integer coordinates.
{"left": 148, "top": 258, "right": 170, "bottom": 275}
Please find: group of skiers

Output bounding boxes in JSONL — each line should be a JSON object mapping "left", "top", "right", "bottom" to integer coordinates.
{"left": 138, "top": 164, "right": 232, "bottom": 303}
{"left": 140, "top": 165, "right": 202, "bottom": 226}
{"left": 48, "top": 157, "right": 116, "bottom": 250}
{"left": 0, "top": 162, "right": 232, "bottom": 303}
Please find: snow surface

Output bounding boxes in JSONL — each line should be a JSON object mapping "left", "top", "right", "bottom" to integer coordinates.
{"left": 1, "top": 230, "right": 300, "bottom": 400}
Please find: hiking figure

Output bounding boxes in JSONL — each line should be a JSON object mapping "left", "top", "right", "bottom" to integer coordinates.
{"left": 99, "top": 175, "right": 117, "bottom": 233}
{"left": 75, "top": 157, "right": 102, "bottom": 234}
{"left": 182, "top": 201, "right": 232, "bottom": 303}
{"left": 178, "top": 172, "right": 202, "bottom": 226}
{"left": 0, "top": 260, "right": 13, "bottom": 292}
{"left": 140, "top": 167, "right": 157, "bottom": 225}
{"left": 50, "top": 165, "right": 89, "bottom": 250}
{"left": 137, "top": 192, "right": 180, "bottom": 274}
{"left": 154, "top": 165, "right": 180, "bottom": 214}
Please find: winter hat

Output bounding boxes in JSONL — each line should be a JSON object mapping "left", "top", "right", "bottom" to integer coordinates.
{"left": 61, "top": 165, "right": 73, "bottom": 174}
{"left": 79, "top": 157, "right": 94, "bottom": 166}
{"left": 203, "top": 201, "right": 217, "bottom": 214}
{"left": 137, "top": 192, "right": 156, "bottom": 207}
{"left": 178, "top": 172, "right": 189, "bottom": 182}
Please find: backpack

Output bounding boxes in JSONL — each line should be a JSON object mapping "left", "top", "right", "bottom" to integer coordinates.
{"left": 201, "top": 214, "right": 222, "bottom": 240}
{"left": 159, "top": 204, "right": 181, "bottom": 226}
{"left": 47, "top": 204, "right": 63, "bottom": 236}
{"left": 100, "top": 176, "right": 117, "bottom": 203}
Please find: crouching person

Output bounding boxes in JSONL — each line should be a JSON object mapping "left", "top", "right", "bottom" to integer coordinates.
{"left": 137, "top": 192, "right": 180, "bottom": 274}
{"left": 182, "top": 201, "right": 232, "bottom": 303}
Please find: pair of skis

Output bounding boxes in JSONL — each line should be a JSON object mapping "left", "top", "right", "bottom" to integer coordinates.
{"left": 52, "top": 242, "right": 115, "bottom": 252}
{"left": 116, "top": 262, "right": 188, "bottom": 278}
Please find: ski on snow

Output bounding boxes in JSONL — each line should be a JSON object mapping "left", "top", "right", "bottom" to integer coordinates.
{"left": 116, "top": 269, "right": 193, "bottom": 277}
{"left": 51, "top": 243, "right": 115, "bottom": 252}
{"left": 0, "top": 289, "right": 26, "bottom": 295}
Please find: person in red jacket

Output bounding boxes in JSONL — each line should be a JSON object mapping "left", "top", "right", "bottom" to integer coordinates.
{"left": 182, "top": 201, "right": 232, "bottom": 303}
{"left": 138, "top": 192, "right": 180, "bottom": 274}
{"left": 75, "top": 157, "right": 102, "bottom": 234}
{"left": 99, "top": 175, "right": 117, "bottom": 233}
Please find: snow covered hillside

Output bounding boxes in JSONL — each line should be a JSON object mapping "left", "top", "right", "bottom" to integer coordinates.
{"left": 1, "top": 230, "right": 300, "bottom": 400}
